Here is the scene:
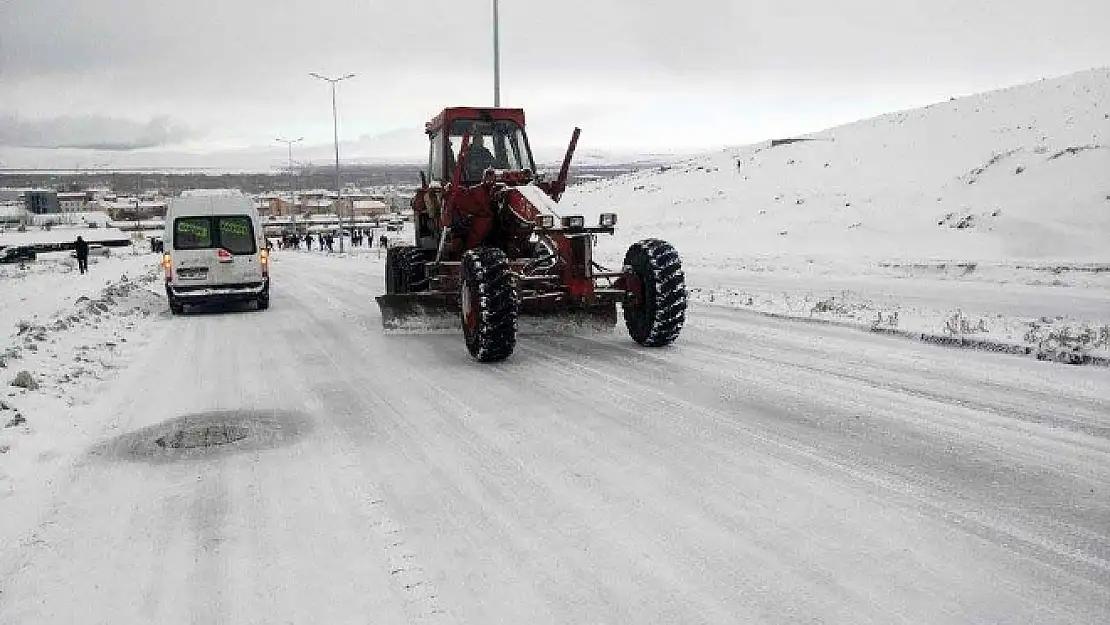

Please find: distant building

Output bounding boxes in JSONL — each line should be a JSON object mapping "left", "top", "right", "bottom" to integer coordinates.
{"left": 99, "top": 197, "right": 167, "bottom": 220}
{"left": 0, "top": 203, "right": 28, "bottom": 225}
{"left": 351, "top": 199, "right": 390, "bottom": 216}
{"left": 298, "top": 190, "right": 334, "bottom": 215}
{"left": 57, "top": 191, "right": 92, "bottom": 212}
{"left": 24, "top": 190, "right": 60, "bottom": 215}
{"left": 0, "top": 189, "right": 25, "bottom": 204}
{"left": 254, "top": 194, "right": 283, "bottom": 216}
{"left": 0, "top": 189, "right": 61, "bottom": 214}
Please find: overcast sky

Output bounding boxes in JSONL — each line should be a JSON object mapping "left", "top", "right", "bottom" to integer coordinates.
{"left": 1, "top": 0, "right": 1108, "bottom": 170}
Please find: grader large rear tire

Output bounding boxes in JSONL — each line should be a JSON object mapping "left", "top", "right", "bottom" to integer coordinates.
{"left": 622, "top": 239, "right": 687, "bottom": 347}
{"left": 460, "top": 247, "right": 517, "bottom": 363}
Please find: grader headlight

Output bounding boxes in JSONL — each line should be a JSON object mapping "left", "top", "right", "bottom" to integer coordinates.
{"left": 599, "top": 213, "right": 618, "bottom": 227}
{"left": 561, "top": 215, "right": 585, "bottom": 229}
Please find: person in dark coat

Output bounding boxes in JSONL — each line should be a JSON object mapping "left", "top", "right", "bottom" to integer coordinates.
{"left": 74, "top": 236, "right": 89, "bottom": 274}
{"left": 465, "top": 134, "right": 496, "bottom": 181}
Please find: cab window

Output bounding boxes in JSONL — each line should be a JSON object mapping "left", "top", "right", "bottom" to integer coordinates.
{"left": 429, "top": 130, "right": 446, "bottom": 182}
{"left": 448, "top": 119, "right": 536, "bottom": 175}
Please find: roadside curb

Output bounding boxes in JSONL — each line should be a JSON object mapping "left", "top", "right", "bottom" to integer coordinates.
{"left": 708, "top": 304, "right": 1110, "bottom": 368}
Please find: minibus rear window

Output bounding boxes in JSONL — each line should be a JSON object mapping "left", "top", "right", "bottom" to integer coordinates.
{"left": 174, "top": 216, "right": 256, "bottom": 254}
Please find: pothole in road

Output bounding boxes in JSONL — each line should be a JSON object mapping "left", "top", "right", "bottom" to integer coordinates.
{"left": 91, "top": 409, "right": 312, "bottom": 464}
{"left": 155, "top": 424, "right": 250, "bottom": 449}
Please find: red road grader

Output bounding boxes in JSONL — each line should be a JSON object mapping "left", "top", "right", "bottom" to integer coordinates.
{"left": 375, "top": 107, "right": 687, "bottom": 362}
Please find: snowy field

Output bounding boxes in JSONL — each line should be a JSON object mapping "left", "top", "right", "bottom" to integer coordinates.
{"left": 1, "top": 71, "right": 1109, "bottom": 624}
{"left": 565, "top": 67, "right": 1110, "bottom": 364}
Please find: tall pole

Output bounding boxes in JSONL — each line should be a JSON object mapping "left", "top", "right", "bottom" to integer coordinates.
{"left": 493, "top": 0, "right": 501, "bottom": 107}
{"left": 275, "top": 137, "right": 303, "bottom": 234}
{"left": 310, "top": 72, "right": 356, "bottom": 253}
{"left": 331, "top": 82, "right": 341, "bottom": 251}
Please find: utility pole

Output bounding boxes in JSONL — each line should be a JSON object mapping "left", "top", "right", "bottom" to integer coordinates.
{"left": 275, "top": 137, "right": 303, "bottom": 234}
{"left": 310, "top": 72, "right": 356, "bottom": 253}
{"left": 493, "top": 0, "right": 501, "bottom": 107}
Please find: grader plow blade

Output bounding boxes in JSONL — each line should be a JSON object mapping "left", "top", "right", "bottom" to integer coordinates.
{"left": 375, "top": 293, "right": 460, "bottom": 332}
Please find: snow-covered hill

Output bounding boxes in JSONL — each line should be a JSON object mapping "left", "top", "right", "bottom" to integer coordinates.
{"left": 565, "top": 67, "right": 1110, "bottom": 265}
{"left": 562, "top": 68, "right": 1110, "bottom": 362}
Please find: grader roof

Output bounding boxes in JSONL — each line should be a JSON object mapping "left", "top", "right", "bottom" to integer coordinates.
{"left": 425, "top": 107, "right": 527, "bottom": 134}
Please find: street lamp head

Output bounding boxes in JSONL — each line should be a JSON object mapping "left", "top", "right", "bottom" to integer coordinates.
{"left": 310, "top": 72, "right": 356, "bottom": 83}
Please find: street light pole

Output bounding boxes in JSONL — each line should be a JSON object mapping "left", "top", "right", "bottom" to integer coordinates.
{"left": 310, "top": 71, "right": 356, "bottom": 253}
{"left": 493, "top": 0, "right": 501, "bottom": 107}
{"left": 275, "top": 137, "right": 303, "bottom": 235}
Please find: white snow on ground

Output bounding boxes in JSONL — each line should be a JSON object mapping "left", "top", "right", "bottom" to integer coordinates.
{"left": 0, "top": 248, "right": 150, "bottom": 333}
{"left": 0, "top": 241, "right": 398, "bottom": 544}
{"left": 564, "top": 67, "right": 1110, "bottom": 363}
{"left": 1, "top": 250, "right": 1108, "bottom": 624}
{"left": 0, "top": 250, "right": 165, "bottom": 542}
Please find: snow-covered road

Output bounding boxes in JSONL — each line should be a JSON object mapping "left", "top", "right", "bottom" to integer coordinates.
{"left": 2, "top": 251, "right": 1108, "bottom": 624}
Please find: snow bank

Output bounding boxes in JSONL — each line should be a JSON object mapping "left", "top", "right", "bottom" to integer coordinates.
{"left": 0, "top": 255, "right": 166, "bottom": 540}
{"left": 0, "top": 252, "right": 156, "bottom": 334}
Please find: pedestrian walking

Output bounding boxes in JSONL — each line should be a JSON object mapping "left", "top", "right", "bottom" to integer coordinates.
{"left": 74, "top": 236, "right": 89, "bottom": 274}
{"left": 305, "top": 234, "right": 313, "bottom": 251}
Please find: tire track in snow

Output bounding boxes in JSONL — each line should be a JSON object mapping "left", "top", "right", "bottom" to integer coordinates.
{"left": 266, "top": 280, "right": 456, "bottom": 625}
